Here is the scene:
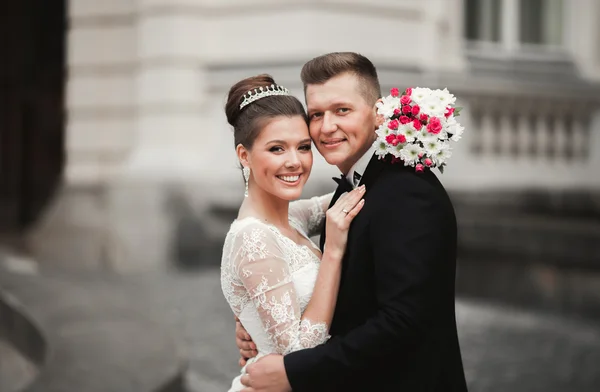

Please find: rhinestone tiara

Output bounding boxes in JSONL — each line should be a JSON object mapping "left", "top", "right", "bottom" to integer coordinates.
{"left": 239, "top": 84, "right": 290, "bottom": 109}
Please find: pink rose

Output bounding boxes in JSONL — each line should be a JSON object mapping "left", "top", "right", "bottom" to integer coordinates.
{"left": 427, "top": 117, "right": 442, "bottom": 134}
{"left": 415, "top": 164, "right": 424, "bottom": 172}
{"left": 390, "top": 88, "right": 400, "bottom": 97}
{"left": 400, "top": 95, "right": 412, "bottom": 105}
{"left": 445, "top": 107, "right": 455, "bottom": 118}
{"left": 405, "top": 87, "right": 413, "bottom": 96}
{"left": 385, "top": 134, "right": 396, "bottom": 144}
{"left": 413, "top": 119, "right": 423, "bottom": 130}
{"left": 411, "top": 105, "right": 420, "bottom": 116}
{"left": 388, "top": 119, "right": 399, "bottom": 130}
{"left": 393, "top": 108, "right": 401, "bottom": 116}
{"left": 424, "top": 158, "right": 433, "bottom": 167}
{"left": 399, "top": 115, "right": 411, "bottom": 124}
{"left": 418, "top": 152, "right": 424, "bottom": 159}
{"left": 419, "top": 113, "right": 429, "bottom": 122}
{"left": 402, "top": 105, "right": 412, "bottom": 114}
{"left": 397, "top": 134, "right": 407, "bottom": 144}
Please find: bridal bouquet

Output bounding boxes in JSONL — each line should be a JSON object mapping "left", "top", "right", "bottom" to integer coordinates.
{"left": 374, "top": 87, "right": 464, "bottom": 173}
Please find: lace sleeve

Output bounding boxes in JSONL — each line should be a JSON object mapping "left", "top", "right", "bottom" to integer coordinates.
{"left": 232, "top": 223, "right": 330, "bottom": 354}
{"left": 288, "top": 193, "right": 334, "bottom": 237}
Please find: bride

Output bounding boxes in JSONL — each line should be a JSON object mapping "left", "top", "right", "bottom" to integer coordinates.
{"left": 220, "top": 74, "right": 365, "bottom": 391}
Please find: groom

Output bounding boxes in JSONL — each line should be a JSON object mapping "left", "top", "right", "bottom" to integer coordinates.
{"left": 237, "top": 52, "right": 468, "bottom": 392}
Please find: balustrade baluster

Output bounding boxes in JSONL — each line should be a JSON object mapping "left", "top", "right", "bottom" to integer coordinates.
{"left": 480, "top": 110, "right": 496, "bottom": 158}
{"left": 516, "top": 113, "right": 532, "bottom": 159}
{"left": 571, "top": 118, "right": 588, "bottom": 161}
{"left": 534, "top": 113, "right": 550, "bottom": 160}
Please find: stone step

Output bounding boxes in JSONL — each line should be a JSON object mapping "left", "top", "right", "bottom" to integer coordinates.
{"left": 0, "top": 338, "right": 38, "bottom": 392}
{"left": 0, "top": 256, "right": 187, "bottom": 392}
{"left": 456, "top": 209, "right": 600, "bottom": 268}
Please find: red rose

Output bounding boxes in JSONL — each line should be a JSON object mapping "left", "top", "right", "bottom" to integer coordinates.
{"left": 420, "top": 113, "right": 429, "bottom": 122}
{"left": 413, "top": 119, "right": 423, "bottom": 130}
{"left": 424, "top": 158, "right": 433, "bottom": 167}
{"left": 388, "top": 119, "right": 399, "bottom": 130}
{"left": 426, "top": 117, "right": 442, "bottom": 134}
{"left": 411, "top": 104, "right": 420, "bottom": 116}
{"left": 393, "top": 108, "right": 401, "bottom": 116}
{"left": 385, "top": 134, "right": 396, "bottom": 144}
{"left": 405, "top": 87, "right": 413, "bottom": 96}
{"left": 415, "top": 163, "right": 424, "bottom": 172}
{"left": 397, "top": 134, "right": 407, "bottom": 144}
{"left": 402, "top": 105, "right": 412, "bottom": 114}
{"left": 390, "top": 88, "right": 400, "bottom": 97}
{"left": 399, "top": 115, "right": 411, "bottom": 124}
{"left": 400, "top": 95, "right": 412, "bottom": 105}
{"left": 445, "top": 107, "right": 455, "bottom": 118}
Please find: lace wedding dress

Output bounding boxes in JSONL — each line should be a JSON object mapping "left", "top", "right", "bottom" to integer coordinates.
{"left": 220, "top": 194, "right": 333, "bottom": 392}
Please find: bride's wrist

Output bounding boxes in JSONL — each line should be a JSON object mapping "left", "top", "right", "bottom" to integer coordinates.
{"left": 323, "top": 243, "right": 344, "bottom": 261}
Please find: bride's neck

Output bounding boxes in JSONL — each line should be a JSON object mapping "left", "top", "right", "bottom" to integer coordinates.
{"left": 241, "top": 186, "right": 290, "bottom": 229}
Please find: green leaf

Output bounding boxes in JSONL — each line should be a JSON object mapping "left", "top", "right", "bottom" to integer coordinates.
{"left": 438, "top": 164, "right": 445, "bottom": 174}
{"left": 454, "top": 106, "right": 463, "bottom": 116}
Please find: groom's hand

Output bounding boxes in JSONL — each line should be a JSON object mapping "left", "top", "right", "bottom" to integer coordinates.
{"left": 240, "top": 354, "right": 291, "bottom": 392}
{"left": 236, "top": 317, "right": 257, "bottom": 366}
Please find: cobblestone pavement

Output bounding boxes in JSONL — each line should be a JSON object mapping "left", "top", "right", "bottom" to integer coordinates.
{"left": 148, "top": 269, "right": 600, "bottom": 392}
{"left": 0, "top": 339, "right": 37, "bottom": 392}
{"left": 2, "top": 262, "right": 600, "bottom": 392}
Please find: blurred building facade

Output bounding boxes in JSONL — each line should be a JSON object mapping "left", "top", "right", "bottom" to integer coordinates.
{"left": 2, "top": 0, "right": 599, "bottom": 283}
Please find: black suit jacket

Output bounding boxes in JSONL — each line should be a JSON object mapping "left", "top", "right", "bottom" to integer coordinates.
{"left": 284, "top": 155, "right": 468, "bottom": 391}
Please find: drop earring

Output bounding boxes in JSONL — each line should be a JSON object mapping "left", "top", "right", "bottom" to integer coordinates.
{"left": 243, "top": 166, "right": 250, "bottom": 197}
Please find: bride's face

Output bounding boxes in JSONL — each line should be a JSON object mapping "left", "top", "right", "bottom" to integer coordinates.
{"left": 244, "top": 116, "right": 313, "bottom": 201}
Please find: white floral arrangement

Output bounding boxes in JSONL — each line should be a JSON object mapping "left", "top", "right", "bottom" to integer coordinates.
{"left": 374, "top": 87, "right": 464, "bottom": 173}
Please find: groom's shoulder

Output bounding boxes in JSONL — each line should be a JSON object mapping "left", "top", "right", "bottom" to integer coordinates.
{"left": 375, "top": 164, "right": 441, "bottom": 193}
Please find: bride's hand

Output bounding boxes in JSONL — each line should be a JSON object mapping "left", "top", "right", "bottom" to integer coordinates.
{"left": 324, "top": 185, "right": 366, "bottom": 257}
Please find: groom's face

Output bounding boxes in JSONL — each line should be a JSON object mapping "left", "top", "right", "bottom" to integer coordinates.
{"left": 305, "top": 72, "right": 377, "bottom": 175}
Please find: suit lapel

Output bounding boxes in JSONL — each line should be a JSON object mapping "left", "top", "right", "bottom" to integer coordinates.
{"left": 358, "top": 153, "right": 386, "bottom": 192}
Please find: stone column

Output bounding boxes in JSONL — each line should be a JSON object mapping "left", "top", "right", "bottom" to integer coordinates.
{"left": 27, "top": 0, "right": 139, "bottom": 271}
{"left": 28, "top": 0, "right": 224, "bottom": 273}
{"left": 501, "top": 0, "right": 519, "bottom": 52}
{"left": 104, "top": 0, "right": 216, "bottom": 272}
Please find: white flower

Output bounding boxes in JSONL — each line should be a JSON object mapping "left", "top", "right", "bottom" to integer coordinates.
{"left": 374, "top": 140, "right": 389, "bottom": 158}
{"left": 448, "top": 122, "right": 465, "bottom": 142}
{"left": 375, "top": 124, "right": 392, "bottom": 139}
{"left": 420, "top": 97, "right": 446, "bottom": 117}
{"left": 417, "top": 128, "right": 438, "bottom": 143}
{"left": 423, "top": 139, "right": 443, "bottom": 156}
{"left": 376, "top": 96, "right": 400, "bottom": 118}
{"left": 399, "top": 144, "right": 423, "bottom": 165}
{"left": 432, "top": 88, "right": 456, "bottom": 107}
{"left": 437, "top": 128, "right": 450, "bottom": 141}
{"left": 411, "top": 87, "right": 433, "bottom": 104}
{"left": 432, "top": 144, "right": 452, "bottom": 166}
{"left": 387, "top": 143, "right": 404, "bottom": 158}
{"left": 398, "top": 123, "right": 417, "bottom": 143}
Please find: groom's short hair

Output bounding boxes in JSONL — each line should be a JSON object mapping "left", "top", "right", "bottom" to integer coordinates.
{"left": 301, "top": 52, "right": 381, "bottom": 105}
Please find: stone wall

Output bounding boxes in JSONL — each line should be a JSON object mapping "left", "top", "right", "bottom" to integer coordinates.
{"left": 24, "top": 0, "right": 600, "bottom": 273}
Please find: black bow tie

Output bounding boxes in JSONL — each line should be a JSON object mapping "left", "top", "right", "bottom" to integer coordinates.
{"left": 332, "top": 174, "right": 353, "bottom": 193}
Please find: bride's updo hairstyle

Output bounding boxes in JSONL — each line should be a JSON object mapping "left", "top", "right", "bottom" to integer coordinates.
{"left": 225, "top": 74, "right": 307, "bottom": 149}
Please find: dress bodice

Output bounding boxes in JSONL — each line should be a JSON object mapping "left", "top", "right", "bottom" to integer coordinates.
{"left": 220, "top": 194, "right": 333, "bottom": 391}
